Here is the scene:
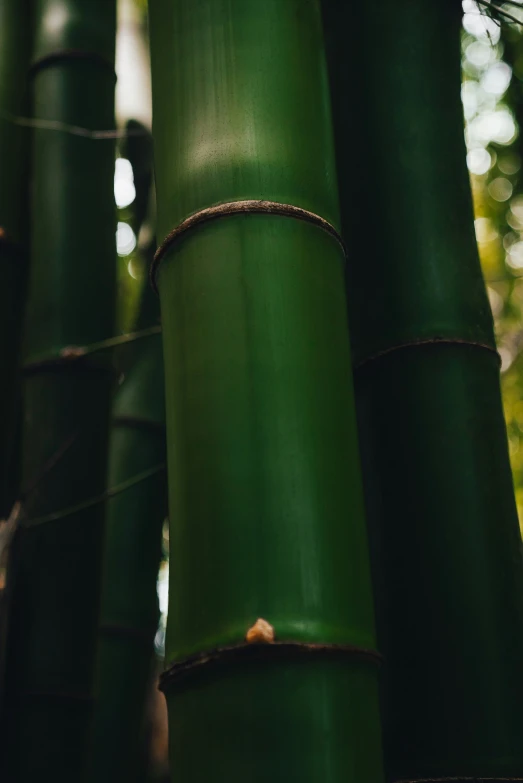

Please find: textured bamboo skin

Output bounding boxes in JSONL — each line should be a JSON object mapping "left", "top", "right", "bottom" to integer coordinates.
{"left": 3, "top": 1, "right": 116, "bottom": 780}
{"left": 322, "top": 1, "right": 523, "bottom": 780}
{"left": 89, "top": 286, "right": 165, "bottom": 783}
{"left": 149, "top": 1, "right": 383, "bottom": 780}
{"left": 0, "top": 0, "right": 30, "bottom": 516}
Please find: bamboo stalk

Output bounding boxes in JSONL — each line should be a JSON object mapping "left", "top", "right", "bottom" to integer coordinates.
{"left": 322, "top": 2, "right": 523, "bottom": 780}
{"left": 88, "top": 121, "right": 167, "bottom": 783}
{"left": 88, "top": 294, "right": 165, "bottom": 783}
{"left": 2, "top": 1, "right": 116, "bottom": 779}
{"left": 148, "top": 1, "right": 384, "bottom": 780}
{"left": 0, "top": 0, "right": 31, "bottom": 517}
{"left": 0, "top": 0, "right": 32, "bottom": 714}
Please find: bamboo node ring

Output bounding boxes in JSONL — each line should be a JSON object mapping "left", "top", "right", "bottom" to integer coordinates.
{"left": 159, "top": 639, "right": 383, "bottom": 691}
{"left": 29, "top": 49, "right": 116, "bottom": 79}
{"left": 150, "top": 200, "right": 346, "bottom": 293}
{"left": 354, "top": 337, "right": 500, "bottom": 369}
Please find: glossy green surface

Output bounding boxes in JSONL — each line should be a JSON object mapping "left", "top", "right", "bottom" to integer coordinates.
{"left": 322, "top": 1, "right": 523, "bottom": 779}
{"left": 89, "top": 292, "right": 165, "bottom": 783}
{"left": 149, "top": 0, "right": 341, "bottom": 238}
{"left": 159, "top": 220, "right": 376, "bottom": 657}
{"left": 149, "top": 1, "right": 383, "bottom": 779}
{"left": 170, "top": 658, "right": 382, "bottom": 783}
{"left": 0, "top": 0, "right": 31, "bottom": 516}
{"left": 322, "top": 0, "right": 495, "bottom": 366}
{"left": 2, "top": 1, "right": 116, "bottom": 779}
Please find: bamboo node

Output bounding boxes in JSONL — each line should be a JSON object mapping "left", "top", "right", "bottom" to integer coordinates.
{"left": 59, "top": 345, "right": 87, "bottom": 359}
{"left": 150, "top": 200, "right": 346, "bottom": 293}
{"left": 245, "top": 618, "right": 275, "bottom": 644}
{"left": 29, "top": 49, "right": 116, "bottom": 80}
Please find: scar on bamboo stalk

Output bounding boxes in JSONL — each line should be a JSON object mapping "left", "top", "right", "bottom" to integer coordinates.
{"left": 245, "top": 618, "right": 275, "bottom": 644}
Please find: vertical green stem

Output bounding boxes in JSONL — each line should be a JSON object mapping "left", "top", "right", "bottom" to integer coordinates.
{"left": 3, "top": 1, "right": 116, "bottom": 779}
{"left": 88, "top": 121, "right": 163, "bottom": 783}
{"left": 0, "top": 0, "right": 31, "bottom": 516}
{"left": 89, "top": 256, "right": 166, "bottom": 782}
{"left": 0, "top": 0, "right": 32, "bottom": 724}
{"left": 323, "top": 2, "right": 523, "bottom": 780}
{"left": 149, "top": 1, "right": 384, "bottom": 781}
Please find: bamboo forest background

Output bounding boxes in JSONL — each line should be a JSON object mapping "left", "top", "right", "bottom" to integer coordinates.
{"left": 3, "top": 0, "right": 523, "bottom": 776}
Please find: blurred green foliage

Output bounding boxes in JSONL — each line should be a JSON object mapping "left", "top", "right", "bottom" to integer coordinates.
{"left": 463, "top": 1, "right": 523, "bottom": 528}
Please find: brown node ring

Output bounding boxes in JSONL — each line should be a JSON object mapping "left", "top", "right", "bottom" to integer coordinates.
{"left": 150, "top": 200, "right": 346, "bottom": 294}
{"left": 29, "top": 49, "right": 116, "bottom": 79}
{"left": 159, "top": 640, "right": 382, "bottom": 692}
{"left": 354, "top": 337, "right": 501, "bottom": 370}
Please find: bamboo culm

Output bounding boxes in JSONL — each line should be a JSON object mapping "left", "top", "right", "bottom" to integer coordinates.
{"left": 0, "top": 0, "right": 31, "bottom": 517}
{"left": 148, "top": 1, "right": 384, "bottom": 781}
{"left": 88, "top": 123, "right": 167, "bottom": 783}
{"left": 0, "top": 0, "right": 32, "bottom": 727}
{"left": 88, "top": 306, "right": 165, "bottom": 783}
{"left": 2, "top": 1, "right": 116, "bottom": 779}
{"left": 322, "top": 1, "right": 523, "bottom": 780}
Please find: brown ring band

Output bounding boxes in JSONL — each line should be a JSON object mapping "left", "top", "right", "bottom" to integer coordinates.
{"left": 354, "top": 337, "right": 501, "bottom": 370}
{"left": 29, "top": 49, "right": 116, "bottom": 79}
{"left": 150, "top": 200, "right": 346, "bottom": 293}
{"left": 160, "top": 640, "right": 382, "bottom": 692}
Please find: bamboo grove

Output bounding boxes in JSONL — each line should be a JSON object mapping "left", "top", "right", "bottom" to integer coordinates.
{"left": 0, "top": 0, "right": 522, "bottom": 781}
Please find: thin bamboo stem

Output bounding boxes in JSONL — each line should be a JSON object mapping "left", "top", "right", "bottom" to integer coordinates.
{"left": 2, "top": 1, "right": 117, "bottom": 779}
{"left": 88, "top": 300, "right": 165, "bottom": 783}
{"left": 88, "top": 122, "right": 166, "bottom": 783}
{"left": 0, "top": 0, "right": 31, "bottom": 517}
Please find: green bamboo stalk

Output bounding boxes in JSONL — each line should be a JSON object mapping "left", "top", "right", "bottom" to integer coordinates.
{"left": 148, "top": 2, "right": 384, "bottom": 781}
{"left": 88, "top": 121, "right": 167, "bottom": 783}
{"left": 0, "top": 0, "right": 32, "bottom": 711}
{"left": 322, "top": 2, "right": 523, "bottom": 781}
{"left": 0, "top": 0, "right": 31, "bottom": 517}
{"left": 2, "top": 1, "right": 116, "bottom": 780}
{"left": 88, "top": 290, "right": 165, "bottom": 783}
